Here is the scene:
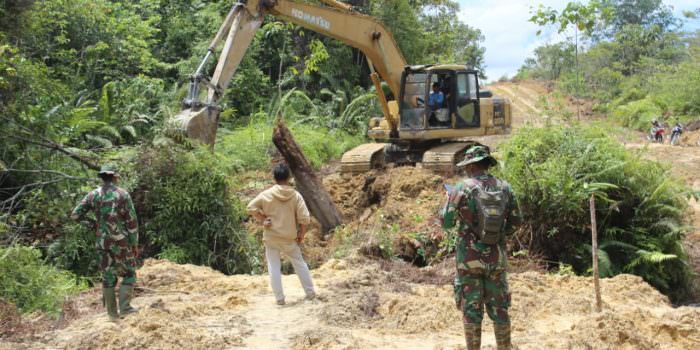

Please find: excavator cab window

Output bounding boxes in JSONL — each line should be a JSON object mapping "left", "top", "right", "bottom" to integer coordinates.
{"left": 399, "top": 72, "right": 427, "bottom": 130}
{"left": 427, "top": 72, "right": 452, "bottom": 129}
{"left": 454, "top": 71, "right": 480, "bottom": 128}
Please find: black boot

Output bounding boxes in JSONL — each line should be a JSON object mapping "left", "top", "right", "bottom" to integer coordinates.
{"left": 118, "top": 284, "right": 138, "bottom": 316}
{"left": 103, "top": 287, "right": 119, "bottom": 322}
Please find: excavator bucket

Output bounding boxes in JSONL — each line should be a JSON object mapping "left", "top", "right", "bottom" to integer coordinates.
{"left": 171, "top": 107, "right": 220, "bottom": 146}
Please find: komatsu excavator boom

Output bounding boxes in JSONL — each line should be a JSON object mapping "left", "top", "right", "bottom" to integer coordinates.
{"left": 173, "top": 0, "right": 511, "bottom": 174}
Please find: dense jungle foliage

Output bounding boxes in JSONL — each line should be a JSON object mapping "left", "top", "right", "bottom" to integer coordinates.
{"left": 513, "top": 0, "right": 699, "bottom": 302}
{"left": 497, "top": 124, "right": 694, "bottom": 302}
{"left": 518, "top": 0, "right": 700, "bottom": 129}
{"left": 0, "top": 0, "right": 485, "bottom": 314}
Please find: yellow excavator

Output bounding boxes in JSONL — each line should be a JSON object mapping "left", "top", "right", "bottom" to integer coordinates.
{"left": 173, "top": 0, "right": 511, "bottom": 174}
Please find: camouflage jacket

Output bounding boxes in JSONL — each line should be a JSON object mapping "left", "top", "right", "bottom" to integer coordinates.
{"left": 441, "top": 173, "right": 521, "bottom": 273}
{"left": 71, "top": 184, "right": 139, "bottom": 248}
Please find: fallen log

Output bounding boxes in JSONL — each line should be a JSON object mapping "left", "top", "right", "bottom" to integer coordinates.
{"left": 272, "top": 118, "right": 343, "bottom": 234}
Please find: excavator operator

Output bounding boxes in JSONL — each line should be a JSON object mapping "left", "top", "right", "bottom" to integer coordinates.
{"left": 428, "top": 82, "right": 445, "bottom": 110}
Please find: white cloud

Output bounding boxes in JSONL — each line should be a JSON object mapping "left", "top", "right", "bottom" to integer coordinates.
{"left": 457, "top": 0, "right": 700, "bottom": 82}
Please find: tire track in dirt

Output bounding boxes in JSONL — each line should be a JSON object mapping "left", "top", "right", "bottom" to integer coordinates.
{"left": 488, "top": 83, "right": 545, "bottom": 126}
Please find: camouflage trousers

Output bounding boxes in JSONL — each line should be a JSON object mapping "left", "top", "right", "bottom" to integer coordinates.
{"left": 454, "top": 268, "right": 511, "bottom": 325}
{"left": 98, "top": 237, "right": 137, "bottom": 288}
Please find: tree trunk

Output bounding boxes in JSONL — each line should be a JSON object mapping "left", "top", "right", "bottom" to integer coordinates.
{"left": 272, "top": 118, "right": 342, "bottom": 234}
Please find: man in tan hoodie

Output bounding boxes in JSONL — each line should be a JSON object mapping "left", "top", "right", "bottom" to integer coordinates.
{"left": 247, "top": 163, "right": 316, "bottom": 305}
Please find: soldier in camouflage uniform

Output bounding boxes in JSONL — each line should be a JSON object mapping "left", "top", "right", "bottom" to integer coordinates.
{"left": 441, "top": 145, "right": 521, "bottom": 350}
{"left": 71, "top": 164, "right": 139, "bottom": 322}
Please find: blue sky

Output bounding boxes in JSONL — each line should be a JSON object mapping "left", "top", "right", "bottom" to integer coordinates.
{"left": 457, "top": 0, "right": 700, "bottom": 81}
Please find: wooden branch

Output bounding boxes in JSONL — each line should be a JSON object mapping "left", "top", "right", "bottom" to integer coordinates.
{"left": 0, "top": 116, "right": 100, "bottom": 171}
{"left": 272, "top": 118, "right": 342, "bottom": 234}
{"left": 4, "top": 168, "right": 93, "bottom": 181}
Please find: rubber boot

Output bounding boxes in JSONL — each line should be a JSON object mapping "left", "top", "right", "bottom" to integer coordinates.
{"left": 118, "top": 284, "right": 138, "bottom": 316}
{"left": 102, "top": 287, "right": 119, "bottom": 322}
{"left": 463, "top": 323, "right": 482, "bottom": 350}
{"left": 495, "top": 323, "right": 512, "bottom": 350}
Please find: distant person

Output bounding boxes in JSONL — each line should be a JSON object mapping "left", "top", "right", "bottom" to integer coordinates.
{"left": 71, "top": 164, "right": 139, "bottom": 322}
{"left": 650, "top": 119, "right": 664, "bottom": 143}
{"left": 247, "top": 163, "right": 316, "bottom": 305}
{"left": 671, "top": 122, "right": 683, "bottom": 145}
{"left": 428, "top": 82, "right": 445, "bottom": 110}
{"left": 441, "top": 146, "right": 521, "bottom": 350}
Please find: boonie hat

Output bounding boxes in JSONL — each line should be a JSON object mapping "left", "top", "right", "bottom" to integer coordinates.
{"left": 98, "top": 164, "right": 118, "bottom": 175}
{"left": 456, "top": 145, "right": 497, "bottom": 168}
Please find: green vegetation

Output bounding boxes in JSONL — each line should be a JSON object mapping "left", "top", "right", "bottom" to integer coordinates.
{"left": 0, "top": 246, "right": 87, "bottom": 315}
{"left": 497, "top": 124, "right": 694, "bottom": 301}
{"left": 0, "top": 0, "right": 486, "bottom": 315}
{"left": 128, "top": 146, "right": 262, "bottom": 275}
{"left": 520, "top": 0, "right": 700, "bottom": 129}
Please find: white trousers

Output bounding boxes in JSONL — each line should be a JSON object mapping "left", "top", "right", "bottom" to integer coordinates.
{"left": 264, "top": 240, "right": 315, "bottom": 302}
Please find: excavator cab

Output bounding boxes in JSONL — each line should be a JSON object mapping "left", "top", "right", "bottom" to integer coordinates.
{"left": 347, "top": 65, "right": 511, "bottom": 174}
{"left": 398, "top": 65, "right": 481, "bottom": 132}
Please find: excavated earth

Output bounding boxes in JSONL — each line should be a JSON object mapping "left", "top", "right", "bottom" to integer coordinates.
{"left": 1, "top": 258, "right": 699, "bottom": 350}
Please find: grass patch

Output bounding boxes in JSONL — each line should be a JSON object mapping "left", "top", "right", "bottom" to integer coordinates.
{"left": 215, "top": 119, "right": 364, "bottom": 173}
{"left": 0, "top": 245, "right": 87, "bottom": 316}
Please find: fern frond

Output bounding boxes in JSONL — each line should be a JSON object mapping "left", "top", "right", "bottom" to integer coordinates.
{"left": 650, "top": 219, "right": 682, "bottom": 234}
{"left": 85, "top": 135, "right": 113, "bottom": 148}
{"left": 599, "top": 240, "right": 638, "bottom": 251}
{"left": 99, "top": 125, "right": 122, "bottom": 141}
{"left": 636, "top": 249, "right": 678, "bottom": 264}
{"left": 120, "top": 125, "right": 137, "bottom": 139}
{"left": 597, "top": 248, "right": 613, "bottom": 277}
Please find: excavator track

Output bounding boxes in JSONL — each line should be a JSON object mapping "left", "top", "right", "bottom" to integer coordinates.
{"left": 422, "top": 142, "right": 476, "bottom": 176}
{"left": 340, "top": 143, "right": 388, "bottom": 174}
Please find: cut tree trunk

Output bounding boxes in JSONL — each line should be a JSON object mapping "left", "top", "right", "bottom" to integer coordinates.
{"left": 272, "top": 118, "right": 342, "bottom": 234}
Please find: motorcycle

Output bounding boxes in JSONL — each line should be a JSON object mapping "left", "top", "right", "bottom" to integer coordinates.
{"left": 648, "top": 127, "right": 665, "bottom": 143}
{"left": 670, "top": 126, "right": 683, "bottom": 146}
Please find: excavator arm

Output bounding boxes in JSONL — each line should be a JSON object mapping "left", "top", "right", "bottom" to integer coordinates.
{"left": 174, "top": 0, "right": 407, "bottom": 146}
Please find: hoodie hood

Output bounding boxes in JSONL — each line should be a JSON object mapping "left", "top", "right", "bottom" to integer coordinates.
{"left": 269, "top": 184, "right": 296, "bottom": 202}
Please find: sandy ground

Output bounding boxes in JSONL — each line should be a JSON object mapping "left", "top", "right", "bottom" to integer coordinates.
{"left": 2, "top": 258, "right": 699, "bottom": 350}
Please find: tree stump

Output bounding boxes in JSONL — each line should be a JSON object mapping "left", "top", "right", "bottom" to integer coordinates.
{"left": 272, "top": 118, "right": 342, "bottom": 234}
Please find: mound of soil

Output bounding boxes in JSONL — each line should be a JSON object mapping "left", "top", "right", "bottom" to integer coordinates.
{"left": 684, "top": 120, "right": 700, "bottom": 132}
{"left": 323, "top": 167, "right": 447, "bottom": 222}
{"left": 2, "top": 258, "right": 699, "bottom": 349}
{"left": 323, "top": 167, "right": 454, "bottom": 264}
{"left": 680, "top": 130, "right": 700, "bottom": 146}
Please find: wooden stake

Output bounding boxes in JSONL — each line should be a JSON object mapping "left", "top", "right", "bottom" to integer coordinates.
{"left": 272, "top": 118, "right": 343, "bottom": 234}
{"left": 590, "top": 195, "right": 602, "bottom": 312}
